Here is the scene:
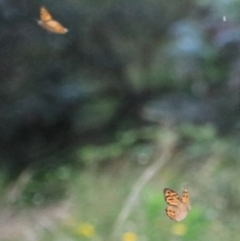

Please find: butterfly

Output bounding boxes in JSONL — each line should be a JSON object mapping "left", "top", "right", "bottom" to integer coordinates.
{"left": 37, "top": 6, "right": 68, "bottom": 34}
{"left": 163, "top": 187, "right": 191, "bottom": 221}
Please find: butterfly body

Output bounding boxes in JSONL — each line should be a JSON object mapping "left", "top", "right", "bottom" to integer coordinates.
{"left": 163, "top": 187, "right": 191, "bottom": 221}
{"left": 38, "top": 7, "right": 68, "bottom": 34}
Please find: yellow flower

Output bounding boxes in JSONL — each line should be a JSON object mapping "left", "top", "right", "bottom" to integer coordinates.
{"left": 172, "top": 223, "right": 187, "bottom": 236}
{"left": 75, "top": 222, "right": 95, "bottom": 237}
{"left": 122, "top": 231, "right": 137, "bottom": 241}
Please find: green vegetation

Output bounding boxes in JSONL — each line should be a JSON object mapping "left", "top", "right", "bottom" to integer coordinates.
{"left": 1, "top": 125, "right": 240, "bottom": 241}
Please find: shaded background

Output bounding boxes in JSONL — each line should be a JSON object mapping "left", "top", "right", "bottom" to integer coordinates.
{"left": 1, "top": 0, "right": 240, "bottom": 240}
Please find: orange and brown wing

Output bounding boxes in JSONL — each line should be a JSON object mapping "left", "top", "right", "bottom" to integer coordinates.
{"left": 166, "top": 203, "right": 189, "bottom": 221}
{"left": 38, "top": 6, "right": 68, "bottom": 34}
{"left": 164, "top": 187, "right": 191, "bottom": 221}
{"left": 165, "top": 205, "right": 177, "bottom": 221}
{"left": 164, "top": 188, "right": 181, "bottom": 206}
{"left": 40, "top": 6, "right": 52, "bottom": 22}
{"left": 181, "top": 187, "right": 190, "bottom": 206}
{"left": 41, "top": 20, "right": 68, "bottom": 34}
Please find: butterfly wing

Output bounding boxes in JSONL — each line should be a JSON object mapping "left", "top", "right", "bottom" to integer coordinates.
{"left": 166, "top": 203, "right": 189, "bottom": 221}
{"left": 38, "top": 6, "right": 68, "bottom": 34}
{"left": 41, "top": 20, "right": 68, "bottom": 34}
{"left": 165, "top": 205, "right": 177, "bottom": 221}
{"left": 164, "top": 187, "right": 191, "bottom": 221}
{"left": 164, "top": 188, "right": 181, "bottom": 206}
{"left": 40, "top": 7, "right": 52, "bottom": 22}
{"left": 181, "top": 187, "right": 191, "bottom": 209}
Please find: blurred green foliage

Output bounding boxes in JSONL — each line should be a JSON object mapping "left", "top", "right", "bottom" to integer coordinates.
{"left": 2, "top": 0, "right": 240, "bottom": 173}
{"left": 0, "top": 124, "right": 239, "bottom": 240}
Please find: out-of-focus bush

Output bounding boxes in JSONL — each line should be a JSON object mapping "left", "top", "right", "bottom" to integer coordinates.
{"left": 1, "top": 0, "right": 240, "bottom": 176}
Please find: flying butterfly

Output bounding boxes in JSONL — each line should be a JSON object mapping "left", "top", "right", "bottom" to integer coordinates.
{"left": 37, "top": 6, "right": 68, "bottom": 34}
{"left": 163, "top": 187, "right": 191, "bottom": 221}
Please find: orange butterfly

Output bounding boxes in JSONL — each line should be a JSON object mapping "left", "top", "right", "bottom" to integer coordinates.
{"left": 163, "top": 187, "right": 191, "bottom": 221}
{"left": 37, "top": 6, "right": 68, "bottom": 34}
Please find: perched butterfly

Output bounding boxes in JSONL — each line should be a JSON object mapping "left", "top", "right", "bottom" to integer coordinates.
{"left": 37, "top": 6, "right": 68, "bottom": 34}
{"left": 163, "top": 187, "right": 191, "bottom": 221}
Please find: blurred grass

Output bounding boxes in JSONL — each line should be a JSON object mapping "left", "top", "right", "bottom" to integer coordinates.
{"left": 1, "top": 125, "right": 240, "bottom": 240}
